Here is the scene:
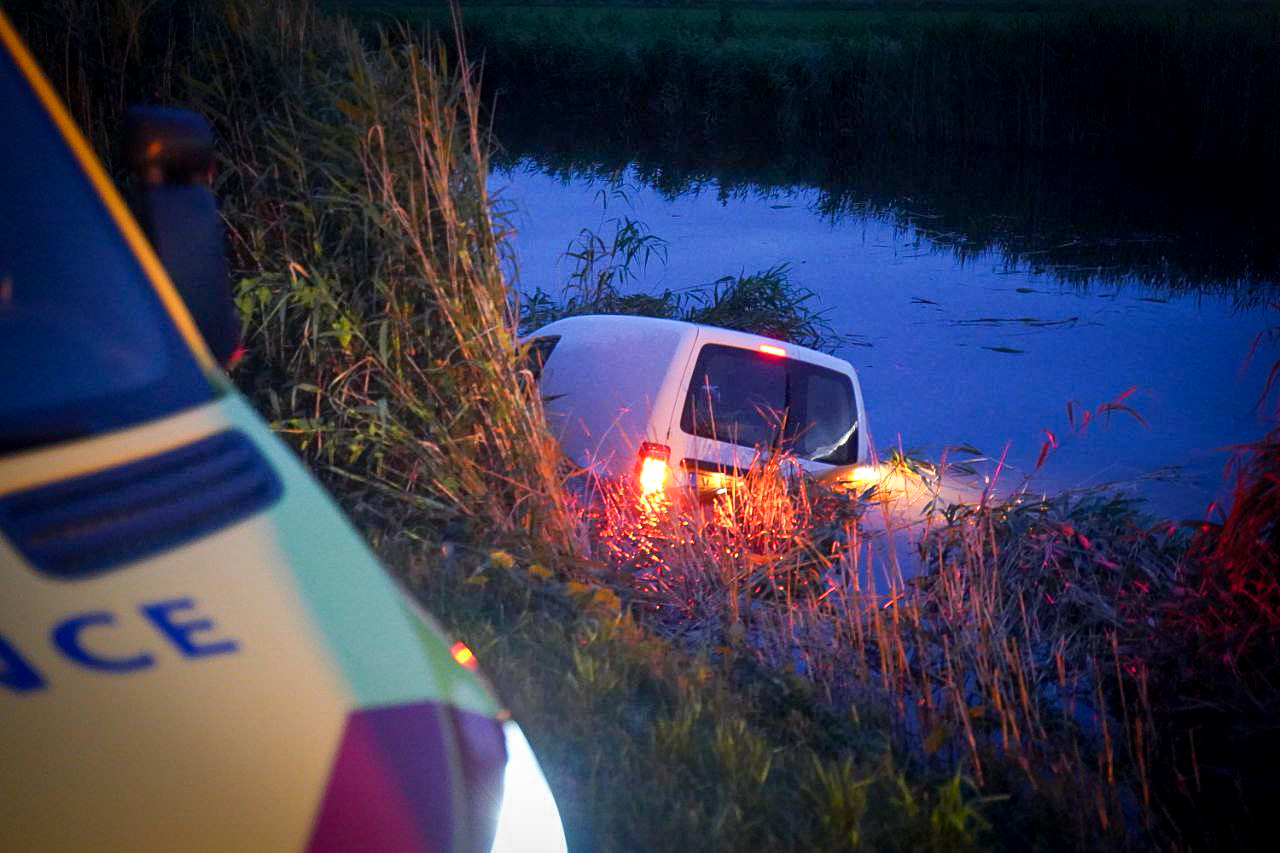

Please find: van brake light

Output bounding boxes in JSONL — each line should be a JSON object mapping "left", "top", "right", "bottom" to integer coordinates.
{"left": 759, "top": 344, "right": 786, "bottom": 357}
{"left": 636, "top": 442, "right": 671, "bottom": 495}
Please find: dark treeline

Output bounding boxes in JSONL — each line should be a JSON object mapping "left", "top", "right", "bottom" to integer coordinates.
{"left": 457, "top": 4, "right": 1280, "bottom": 169}
{"left": 494, "top": 114, "right": 1280, "bottom": 297}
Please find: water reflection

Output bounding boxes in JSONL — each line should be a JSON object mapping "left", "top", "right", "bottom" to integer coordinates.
{"left": 493, "top": 120, "right": 1280, "bottom": 299}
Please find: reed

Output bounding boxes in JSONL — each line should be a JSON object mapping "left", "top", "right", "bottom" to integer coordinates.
{"left": 383, "top": 507, "right": 996, "bottom": 851}
{"left": 572, "top": 442, "right": 1276, "bottom": 847}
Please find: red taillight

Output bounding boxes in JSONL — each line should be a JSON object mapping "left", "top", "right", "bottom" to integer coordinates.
{"left": 635, "top": 442, "right": 671, "bottom": 495}
{"left": 759, "top": 344, "right": 786, "bottom": 357}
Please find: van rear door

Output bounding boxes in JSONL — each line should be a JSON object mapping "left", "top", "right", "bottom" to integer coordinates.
{"left": 672, "top": 341, "right": 861, "bottom": 490}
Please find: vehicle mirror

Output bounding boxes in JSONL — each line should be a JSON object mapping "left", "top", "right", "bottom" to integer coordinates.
{"left": 123, "top": 106, "right": 240, "bottom": 365}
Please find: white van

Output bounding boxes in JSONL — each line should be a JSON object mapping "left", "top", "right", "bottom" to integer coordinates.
{"left": 526, "top": 314, "right": 870, "bottom": 498}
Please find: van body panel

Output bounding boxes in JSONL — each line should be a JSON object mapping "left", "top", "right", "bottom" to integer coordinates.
{"left": 2, "top": 393, "right": 499, "bottom": 713}
{"left": 0, "top": 494, "right": 350, "bottom": 850}
{"left": 535, "top": 314, "right": 699, "bottom": 471}
{"left": 661, "top": 325, "right": 704, "bottom": 446}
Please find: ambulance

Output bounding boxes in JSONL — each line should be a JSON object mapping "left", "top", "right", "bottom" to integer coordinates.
{"left": 0, "top": 11, "right": 566, "bottom": 851}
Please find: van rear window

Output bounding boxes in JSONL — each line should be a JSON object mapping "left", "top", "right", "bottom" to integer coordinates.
{"left": 680, "top": 344, "right": 858, "bottom": 464}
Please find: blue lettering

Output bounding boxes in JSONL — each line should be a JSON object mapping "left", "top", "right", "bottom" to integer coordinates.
{"left": 52, "top": 612, "right": 155, "bottom": 673}
{"left": 142, "top": 598, "right": 238, "bottom": 658}
{"left": 0, "top": 634, "right": 45, "bottom": 692}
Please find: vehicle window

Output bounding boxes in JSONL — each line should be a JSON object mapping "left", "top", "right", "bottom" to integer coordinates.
{"left": 791, "top": 369, "right": 858, "bottom": 464}
{"left": 0, "top": 45, "right": 214, "bottom": 451}
{"left": 522, "top": 335, "right": 560, "bottom": 383}
{"left": 680, "top": 344, "right": 858, "bottom": 464}
{"left": 682, "top": 345, "right": 786, "bottom": 449}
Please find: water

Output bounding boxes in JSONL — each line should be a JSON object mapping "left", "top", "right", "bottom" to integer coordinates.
{"left": 492, "top": 159, "right": 1278, "bottom": 521}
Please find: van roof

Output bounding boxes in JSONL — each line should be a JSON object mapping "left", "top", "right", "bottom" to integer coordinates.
{"left": 528, "top": 313, "right": 853, "bottom": 374}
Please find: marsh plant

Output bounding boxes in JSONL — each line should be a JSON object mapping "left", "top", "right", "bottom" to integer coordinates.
{"left": 574, "top": 431, "right": 1275, "bottom": 846}
{"left": 519, "top": 198, "right": 852, "bottom": 351}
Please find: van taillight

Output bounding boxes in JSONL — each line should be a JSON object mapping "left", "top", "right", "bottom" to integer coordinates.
{"left": 635, "top": 442, "right": 671, "bottom": 495}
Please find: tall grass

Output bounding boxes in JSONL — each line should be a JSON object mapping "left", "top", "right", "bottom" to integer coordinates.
{"left": 390, "top": 524, "right": 996, "bottom": 851}
{"left": 579, "top": 444, "right": 1275, "bottom": 847}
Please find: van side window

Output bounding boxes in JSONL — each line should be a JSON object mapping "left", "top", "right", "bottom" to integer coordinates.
{"left": 680, "top": 344, "right": 858, "bottom": 464}
{"left": 522, "top": 335, "right": 560, "bottom": 383}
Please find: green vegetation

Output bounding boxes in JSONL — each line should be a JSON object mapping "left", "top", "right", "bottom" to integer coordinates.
{"left": 14, "top": 0, "right": 572, "bottom": 540}
{"left": 389, "top": 530, "right": 998, "bottom": 851}
{"left": 12, "top": 0, "right": 1280, "bottom": 849}
{"left": 518, "top": 210, "right": 854, "bottom": 349}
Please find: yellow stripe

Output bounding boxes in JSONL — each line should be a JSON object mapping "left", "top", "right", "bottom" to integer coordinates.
{"left": 0, "top": 10, "right": 217, "bottom": 371}
{"left": 0, "top": 400, "right": 228, "bottom": 498}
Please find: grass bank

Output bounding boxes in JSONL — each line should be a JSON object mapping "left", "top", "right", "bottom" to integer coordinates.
{"left": 13, "top": 0, "right": 1279, "bottom": 849}
{"left": 349, "top": 1, "right": 1280, "bottom": 169}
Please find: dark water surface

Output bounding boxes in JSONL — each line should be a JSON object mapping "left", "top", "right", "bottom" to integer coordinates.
{"left": 492, "top": 143, "right": 1279, "bottom": 520}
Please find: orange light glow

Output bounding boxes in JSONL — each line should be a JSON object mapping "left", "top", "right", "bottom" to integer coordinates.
{"left": 696, "top": 470, "right": 737, "bottom": 493}
{"left": 450, "top": 641, "right": 478, "bottom": 671}
{"left": 638, "top": 455, "right": 669, "bottom": 494}
{"left": 759, "top": 344, "right": 786, "bottom": 357}
{"left": 636, "top": 442, "right": 671, "bottom": 496}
